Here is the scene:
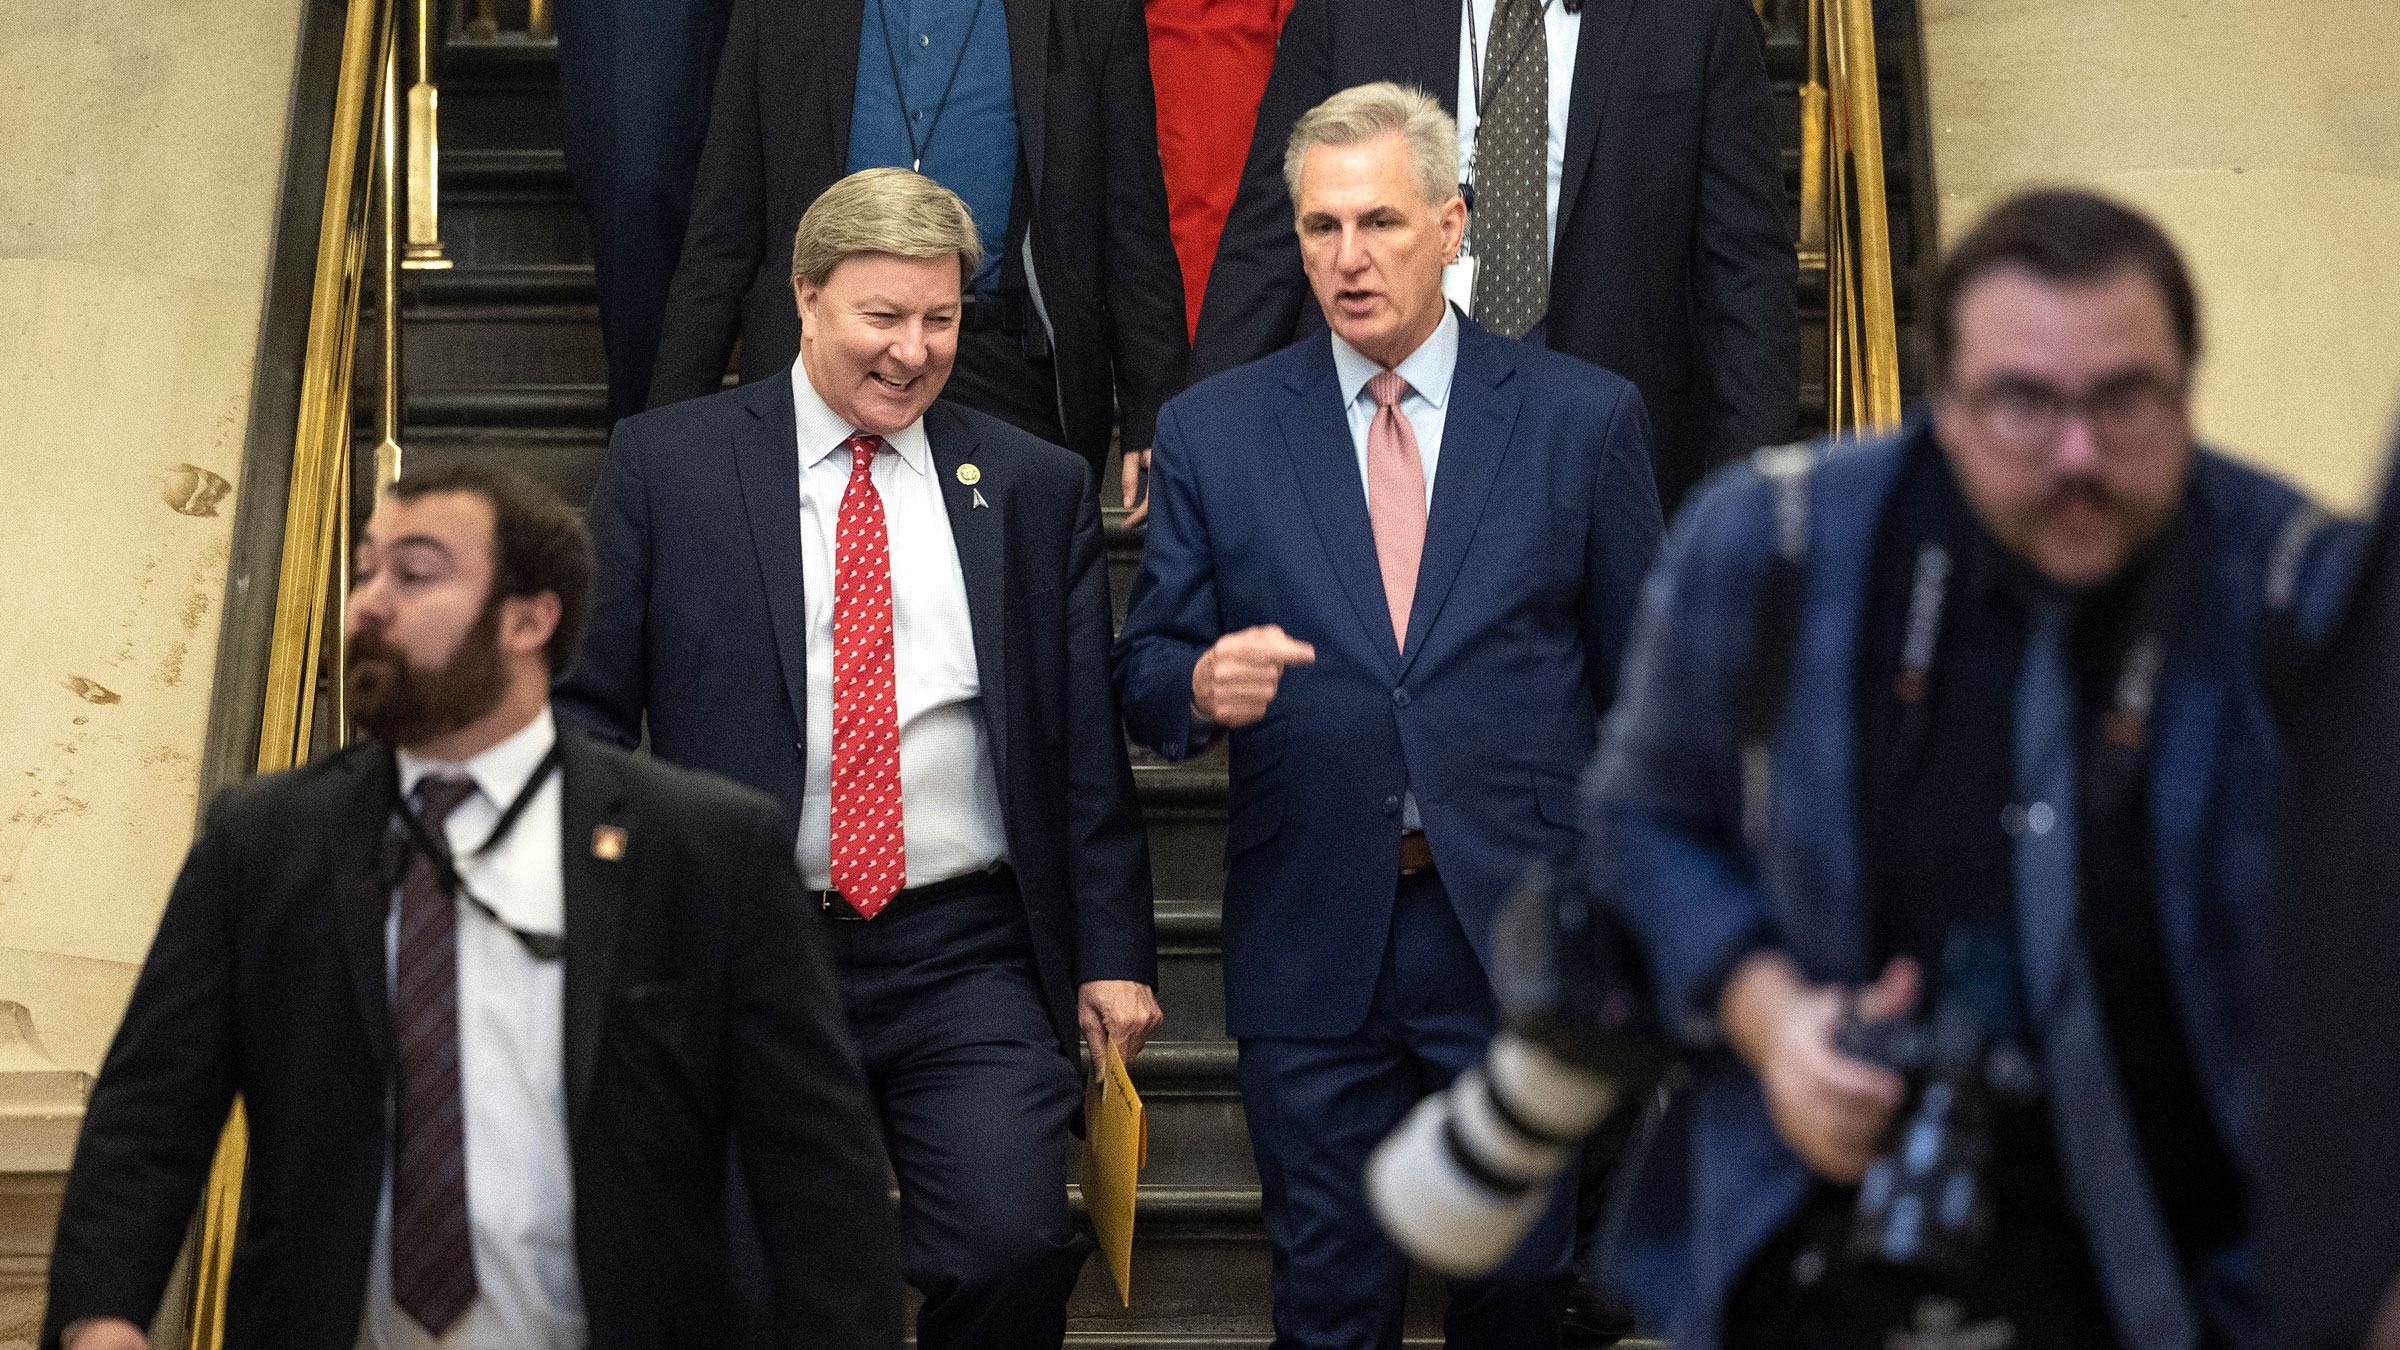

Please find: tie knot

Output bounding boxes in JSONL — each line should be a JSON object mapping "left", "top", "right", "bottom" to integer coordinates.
{"left": 842, "top": 433, "right": 885, "bottom": 475}
{"left": 410, "top": 775, "right": 477, "bottom": 828}
{"left": 1367, "top": 370, "right": 1408, "bottom": 411}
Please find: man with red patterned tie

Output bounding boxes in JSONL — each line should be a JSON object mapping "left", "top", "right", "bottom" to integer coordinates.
{"left": 1116, "top": 83, "right": 1661, "bottom": 1348}
{"left": 558, "top": 167, "right": 1160, "bottom": 1350}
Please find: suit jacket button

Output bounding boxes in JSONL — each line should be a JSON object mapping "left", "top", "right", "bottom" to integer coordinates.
{"left": 1392, "top": 688, "right": 1411, "bottom": 708}
{"left": 1383, "top": 795, "right": 1400, "bottom": 815}
{"left": 794, "top": 741, "right": 804, "bottom": 760}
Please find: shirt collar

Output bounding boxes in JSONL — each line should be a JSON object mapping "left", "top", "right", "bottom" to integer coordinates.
{"left": 790, "top": 358, "right": 932, "bottom": 477}
{"left": 397, "top": 705, "right": 557, "bottom": 812}
{"left": 1329, "top": 303, "right": 1461, "bottom": 412}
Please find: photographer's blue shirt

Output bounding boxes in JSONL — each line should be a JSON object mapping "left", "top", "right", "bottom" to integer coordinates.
{"left": 849, "top": 0, "right": 1017, "bottom": 290}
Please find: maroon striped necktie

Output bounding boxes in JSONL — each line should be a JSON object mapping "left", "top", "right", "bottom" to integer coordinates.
{"left": 392, "top": 774, "right": 480, "bottom": 1335}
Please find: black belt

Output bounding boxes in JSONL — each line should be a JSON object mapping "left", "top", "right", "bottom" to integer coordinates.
{"left": 815, "top": 865, "right": 1012, "bottom": 920}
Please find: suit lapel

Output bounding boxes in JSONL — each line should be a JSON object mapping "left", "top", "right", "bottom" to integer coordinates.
{"left": 733, "top": 372, "right": 813, "bottom": 742}
{"left": 1002, "top": 0, "right": 1050, "bottom": 197}
{"left": 824, "top": 0, "right": 866, "bottom": 163}
{"left": 559, "top": 732, "right": 634, "bottom": 1128}
{"left": 327, "top": 746, "right": 401, "bottom": 1073}
{"left": 1558, "top": 0, "right": 1638, "bottom": 239}
{"left": 926, "top": 404, "right": 1011, "bottom": 796}
{"left": 1415, "top": 0, "right": 1463, "bottom": 115}
{"left": 1282, "top": 337, "right": 1403, "bottom": 674}
{"left": 1399, "top": 320, "right": 1519, "bottom": 674}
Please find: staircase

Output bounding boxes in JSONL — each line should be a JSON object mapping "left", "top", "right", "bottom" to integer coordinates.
{"left": 357, "top": 5, "right": 1928, "bottom": 1342}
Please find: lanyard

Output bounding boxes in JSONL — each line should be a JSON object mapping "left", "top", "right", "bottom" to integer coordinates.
{"left": 873, "top": 0, "right": 992, "bottom": 174}
{"left": 1461, "top": 0, "right": 1554, "bottom": 189}
{"left": 391, "top": 741, "right": 566, "bottom": 961}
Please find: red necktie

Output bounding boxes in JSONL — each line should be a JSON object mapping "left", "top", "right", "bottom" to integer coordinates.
{"left": 830, "top": 434, "right": 906, "bottom": 917}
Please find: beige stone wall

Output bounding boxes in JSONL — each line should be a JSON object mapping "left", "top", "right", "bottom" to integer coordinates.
{"left": 1920, "top": 0, "right": 2400, "bottom": 513}
{"left": 0, "top": 0, "right": 309, "bottom": 1337}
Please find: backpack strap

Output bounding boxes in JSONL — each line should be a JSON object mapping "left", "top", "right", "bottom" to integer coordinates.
{"left": 2261, "top": 500, "right": 2336, "bottom": 720}
{"left": 1737, "top": 443, "right": 1822, "bottom": 851}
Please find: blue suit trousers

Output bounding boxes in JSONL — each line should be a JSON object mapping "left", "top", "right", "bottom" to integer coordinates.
{"left": 1237, "top": 871, "right": 1575, "bottom": 1350}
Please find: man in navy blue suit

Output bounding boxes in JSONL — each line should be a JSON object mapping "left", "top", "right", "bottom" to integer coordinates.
{"left": 1115, "top": 82, "right": 1664, "bottom": 1350}
{"left": 557, "top": 168, "right": 1159, "bottom": 1350}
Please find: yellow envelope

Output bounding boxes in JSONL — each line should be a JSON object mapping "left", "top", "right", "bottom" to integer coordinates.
{"left": 1081, "top": 1040, "right": 1147, "bottom": 1306}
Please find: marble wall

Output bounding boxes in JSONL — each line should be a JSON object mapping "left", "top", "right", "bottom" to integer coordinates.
{"left": 0, "top": 0, "right": 308, "bottom": 1338}
{"left": 1921, "top": 0, "right": 2400, "bottom": 513}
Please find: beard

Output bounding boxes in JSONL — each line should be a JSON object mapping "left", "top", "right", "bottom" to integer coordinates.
{"left": 346, "top": 599, "right": 509, "bottom": 749}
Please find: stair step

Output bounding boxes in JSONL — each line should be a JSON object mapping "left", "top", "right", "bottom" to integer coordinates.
{"left": 414, "top": 263, "right": 597, "bottom": 307}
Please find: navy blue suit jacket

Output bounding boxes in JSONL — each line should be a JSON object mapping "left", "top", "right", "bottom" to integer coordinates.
{"left": 1116, "top": 316, "right": 1664, "bottom": 1040}
{"left": 1585, "top": 423, "right": 2362, "bottom": 1349}
{"left": 556, "top": 371, "right": 1156, "bottom": 1057}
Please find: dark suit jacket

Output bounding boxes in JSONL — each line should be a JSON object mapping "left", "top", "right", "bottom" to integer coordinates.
{"left": 555, "top": 372, "right": 1157, "bottom": 1057}
{"left": 42, "top": 729, "right": 901, "bottom": 1350}
{"left": 1114, "top": 316, "right": 1663, "bottom": 1038}
{"left": 1189, "top": 0, "right": 1798, "bottom": 514}
{"left": 2263, "top": 452, "right": 2400, "bottom": 1350}
{"left": 649, "top": 0, "right": 1189, "bottom": 462}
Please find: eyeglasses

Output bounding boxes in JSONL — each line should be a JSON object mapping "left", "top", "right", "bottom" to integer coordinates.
{"left": 1953, "top": 371, "right": 2186, "bottom": 460}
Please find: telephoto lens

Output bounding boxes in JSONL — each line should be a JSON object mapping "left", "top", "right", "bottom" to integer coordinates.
{"left": 1366, "top": 864, "right": 1663, "bottom": 1276}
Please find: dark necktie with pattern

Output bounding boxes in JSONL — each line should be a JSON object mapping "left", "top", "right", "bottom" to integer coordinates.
{"left": 1470, "top": 0, "right": 1549, "bottom": 338}
{"left": 392, "top": 773, "right": 481, "bottom": 1335}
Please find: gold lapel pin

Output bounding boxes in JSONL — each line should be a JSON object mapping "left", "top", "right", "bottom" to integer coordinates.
{"left": 591, "top": 825, "right": 627, "bottom": 861}
{"left": 956, "top": 462, "right": 982, "bottom": 486}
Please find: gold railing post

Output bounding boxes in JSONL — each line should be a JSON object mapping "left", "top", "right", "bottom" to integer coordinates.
{"left": 403, "top": 0, "right": 451, "bottom": 271}
{"left": 1829, "top": 0, "right": 1901, "bottom": 431}
{"left": 1812, "top": 0, "right": 1901, "bottom": 436}
{"left": 530, "top": 0, "right": 555, "bottom": 42}
{"left": 379, "top": 43, "right": 407, "bottom": 490}
{"left": 184, "top": 2, "right": 393, "bottom": 1344}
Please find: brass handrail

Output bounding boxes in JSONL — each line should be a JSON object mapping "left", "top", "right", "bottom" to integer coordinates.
{"left": 1803, "top": 0, "right": 1903, "bottom": 434}
{"left": 185, "top": 0, "right": 397, "bottom": 1343}
{"left": 403, "top": 0, "right": 451, "bottom": 271}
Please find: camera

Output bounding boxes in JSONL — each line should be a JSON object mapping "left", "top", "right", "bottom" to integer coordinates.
{"left": 1836, "top": 927, "right": 2041, "bottom": 1279}
{"left": 1366, "top": 863, "right": 1664, "bottom": 1276}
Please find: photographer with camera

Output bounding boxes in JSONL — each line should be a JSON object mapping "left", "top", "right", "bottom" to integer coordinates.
{"left": 1583, "top": 190, "right": 2361, "bottom": 1350}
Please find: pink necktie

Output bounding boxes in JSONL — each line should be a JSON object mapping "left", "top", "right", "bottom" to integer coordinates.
{"left": 1365, "top": 370, "right": 1427, "bottom": 650}
{"left": 830, "top": 434, "right": 906, "bottom": 917}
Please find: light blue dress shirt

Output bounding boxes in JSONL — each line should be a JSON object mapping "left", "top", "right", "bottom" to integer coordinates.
{"left": 1327, "top": 303, "right": 1460, "bottom": 511}
{"left": 848, "top": 0, "right": 1017, "bottom": 290}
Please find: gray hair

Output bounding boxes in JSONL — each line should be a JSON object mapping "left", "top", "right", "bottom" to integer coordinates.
{"left": 790, "top": 167, "right": 984, "bottom": 287}
{"left": 1282, "top": 82, "right": 1459, "bottom": 210}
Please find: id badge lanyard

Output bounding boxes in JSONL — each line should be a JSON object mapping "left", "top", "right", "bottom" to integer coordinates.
{"left": 1448, "top": 0, "right": 1555, "bottom": 312}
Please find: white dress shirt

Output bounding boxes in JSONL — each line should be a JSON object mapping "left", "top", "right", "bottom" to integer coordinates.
{"left": 361, "top": 707, "right": 584, "bottom": 1350}
{"left": 1456, "top": 0, "right": 1583, "bottom": 263}
{"left": 791, "top": 365, "right": 1009, "bottom": 891}
{"left": 1327, "top": 307, "right": 1462, "bottom": 830}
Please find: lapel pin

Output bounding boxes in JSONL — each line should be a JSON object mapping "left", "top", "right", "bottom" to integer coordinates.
{"left": 591, "top": 825, "right": 627, "bottom": 861}
{"left": 956, "top": 462, "right": 982, "bottom": 486}
{"left": 972, "top": 488, "right": 990, "bottom": 510}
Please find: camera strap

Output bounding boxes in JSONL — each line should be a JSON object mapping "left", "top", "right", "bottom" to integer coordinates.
{"left": 1731, "top": 438, "right": 2334, "bottom": 856}
{"left": 388, "top": 741, "right": 566, "bottom": 961}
